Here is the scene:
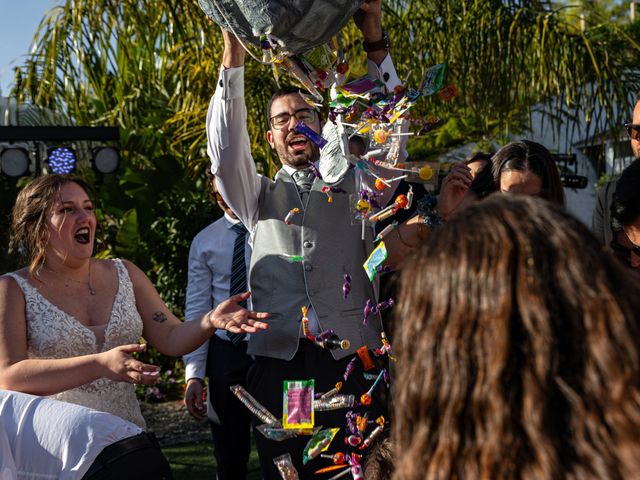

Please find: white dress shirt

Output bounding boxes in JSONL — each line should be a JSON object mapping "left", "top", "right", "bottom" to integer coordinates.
{"left": 183, "top": 212, "right": 252, "bottom": 382}
{"left": 206, "top": 55, "right": 402, "bottom": 336}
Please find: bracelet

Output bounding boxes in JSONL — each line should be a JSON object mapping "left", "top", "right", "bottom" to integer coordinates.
{"left": 363, "top": 31, "right": 390, "bottom": 53}
{"left": 415, "top": 194, "right": 443, "bottom": 230}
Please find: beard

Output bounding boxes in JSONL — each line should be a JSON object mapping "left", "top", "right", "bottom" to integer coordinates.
{"left": 275, "top": 136, "right": 320, "bottom": 169}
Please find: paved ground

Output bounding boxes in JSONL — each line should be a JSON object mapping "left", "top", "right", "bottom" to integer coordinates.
{"left": 140, "top": 400, "right": 211, "bottom": 446}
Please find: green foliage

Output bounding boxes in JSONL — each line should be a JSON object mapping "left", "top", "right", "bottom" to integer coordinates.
{"left": 4, "top": 0, "right": 640, "bottom": 394}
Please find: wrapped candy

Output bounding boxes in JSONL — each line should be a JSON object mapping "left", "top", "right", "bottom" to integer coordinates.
{"left": 342, "top": 274, "right": 352, "bottom": 300}
{"left": 420, "top": 63, "right": 446, "bottom": 96}
{"left": 230, "top": 384, "right": 279, "bottom": 425}
{"left": 314, "top": 394, "right": 355, "bottom": 411}
{"left": 374, "top": 221, "right": 398, "bottom": 243}
{"left": 283, "top": 379, "right": 314, "bottom": 429}
{"left": 303, "top": 428, "right": 340, "bottom": 464}
{"left": 343, "top": 357, "right": 358, "bottom": 382}
{"left": 359, "top": 416, "right": 385, "bottom": 450}
{"left": 363, "top": 242, "right": 388, "bottom": 282}
{"left": 284, "top": 208, "right": 300, "bottom": 225}
{"left": 273, "top": 453, "right": 300, "bottom": 480}
{"left": 294, "top": 121, "right": 328, "bottom": 149}
{"left": 256, "top": 424, "right": 319, "bottom": 441}
{"left": 356, "top": 346, "right": 375, "bottom": 371}
{"left": 320, "top": 381, "right": 343, "bottom": 400}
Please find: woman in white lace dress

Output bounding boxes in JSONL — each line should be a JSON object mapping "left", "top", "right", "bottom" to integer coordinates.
{"left": 0, "top": 175, "right": 268, "bottom": 428}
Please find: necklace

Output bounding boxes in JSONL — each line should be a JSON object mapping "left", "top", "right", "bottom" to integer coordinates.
{"left": 41, "top": 261, "right": 97, "bottom": 296}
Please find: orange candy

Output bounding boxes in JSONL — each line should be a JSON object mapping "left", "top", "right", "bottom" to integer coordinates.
{"left": 374, "top": 178, "right": 387, "bottom": 191}
{"left": 394, "top": 195, "right": 409, "bottom": 209}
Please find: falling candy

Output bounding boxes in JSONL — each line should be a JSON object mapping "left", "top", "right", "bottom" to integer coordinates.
{"left": 284, "top": 208, "right": 301, "bottom": 225}
{"left": 273, "top": 453, "right": 300, "bottom": 480}
{"left": 321, "top": 186, "right": 334, "bottom": 203}
{"left": 419, "top": 166, "right": 434, "bottom": 180}
{"left": 314, "top": 394, "right": 355, "bottom": 411}
{"left": 342, "top": 274, "right": 352, "bottom": 300}
{"left": 343, "top": 357, "right": 358, "bottom": 382}
{"left": 303, "top": 428, "right": 340, "bottom": 464}
{"left": 438, "top": 83, "right": 459, "bottom": 101}
{"left": 320, "top": 382, "right": 343, "bottom": 400}
{"left": 295, "top": 121, "right": 328, "bottom": 149}
{"left": 359, "top": 417, "right": 386, "bottom": 450}
{"left": 357, "top": 346, "right": 375, "bottom": 371}
{"left": 230, "top": 385, "right": 279, "bottom": 425}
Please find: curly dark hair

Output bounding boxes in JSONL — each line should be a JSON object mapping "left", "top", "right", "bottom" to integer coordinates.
{"left": 492, "top": 140, "right": 565, "bottom": 206}
{"left": 9, "top": 174, "right": 94, "bottom": 273}
{"left": 393, "top": 195, "right": 640, "bottom": 480}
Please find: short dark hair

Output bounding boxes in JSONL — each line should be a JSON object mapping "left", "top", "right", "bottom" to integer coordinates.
{"left": 266, "top": 86, "right": 320, "bottom": 129}
{"left": 492, "top": 140, "right": 565, "bottom": 206}
{"left": 469, "top": 159, "right": 498, "bottom": 199}
{"left": 464, "top": 151, "right": 492, "bottom": 166}
{"left": 611, "top": 159, "right": 640, "bottom": 231}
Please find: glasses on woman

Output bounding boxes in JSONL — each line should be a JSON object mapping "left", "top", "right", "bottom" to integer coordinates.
{"left": 624, "top": 123, "right": 640, "bottom": 141}
{"left": 269, "top": 108, "right": 316, "bottom": 130}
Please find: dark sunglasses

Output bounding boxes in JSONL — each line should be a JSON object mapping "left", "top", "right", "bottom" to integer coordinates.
{"left": 624, "top": 123, "right": 640, "bottom": 141}
{"left": 609, "top": 238, "right": 640, "bottom": 261}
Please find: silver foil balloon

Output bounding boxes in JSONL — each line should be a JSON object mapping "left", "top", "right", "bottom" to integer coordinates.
{"left": 198, "top": 0, "right": 364, "bottom": 54}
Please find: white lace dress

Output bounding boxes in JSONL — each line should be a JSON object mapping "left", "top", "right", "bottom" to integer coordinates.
{"left": 7, "top": 259, "right": 146, "bottom": 428}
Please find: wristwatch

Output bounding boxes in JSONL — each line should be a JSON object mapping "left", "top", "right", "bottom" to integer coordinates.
{"left": 363, "top": 30, "right": 390, "bottom": 53}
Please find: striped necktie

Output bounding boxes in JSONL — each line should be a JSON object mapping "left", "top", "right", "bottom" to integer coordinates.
{"left": 227, "top": 222, "right": 248, "bottom": 345}
{"left": 292, "top": 168, "right": 315, "bottom": 203}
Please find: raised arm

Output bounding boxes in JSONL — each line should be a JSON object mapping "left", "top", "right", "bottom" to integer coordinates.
{"left": 125, "top": 260, "right": 268, "bottom": 357}
{"left": 206, "top": 28, "right": 261, "bottom": 232}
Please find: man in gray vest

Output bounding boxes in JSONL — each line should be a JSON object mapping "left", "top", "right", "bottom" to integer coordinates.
{"left": 206, "top": 1, "right": 400, "bottom": 477}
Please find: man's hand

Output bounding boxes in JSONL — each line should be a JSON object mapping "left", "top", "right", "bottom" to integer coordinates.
{"left": 353, "top": 0, "right": 386, "bottom": 65}
{"left": 207, "top": 291, "right": 269, "bottom": 333}
{"left": 221, "top": 28, "right": 245, "bottom": 68}
{"left": 184, "top": 378, "right": 207, "bottom": 421}
{"left": 438, "top": 163, "right": 474, "bottom": 219}
{"left": 354, "top": 0, "right": 383, "bottom": 42}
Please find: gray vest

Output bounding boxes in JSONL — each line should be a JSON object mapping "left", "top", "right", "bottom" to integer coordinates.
{"left": 247, "top": 168, "right": 383, "bottom": 360}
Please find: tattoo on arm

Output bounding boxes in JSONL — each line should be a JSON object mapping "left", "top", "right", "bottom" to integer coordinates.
{"left": 152, "top": 312, "right": 168, "bottom": 323}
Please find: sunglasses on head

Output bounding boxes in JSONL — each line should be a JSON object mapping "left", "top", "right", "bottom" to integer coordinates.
{"left": 624, "top": 123, "right": 640, "bottom": 141}
{"left": 609, "top": 238, "right": 640, "bottom": 262}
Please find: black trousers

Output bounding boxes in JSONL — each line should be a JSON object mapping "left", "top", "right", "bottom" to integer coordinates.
{"left": 246, "top": 340, "right": 388, "bottom": 480}
{"left": 81, "top": 432, "right": 173, "bottom": 479}
{"left": 206, "top": 335, "right": 254, "bottom": 479}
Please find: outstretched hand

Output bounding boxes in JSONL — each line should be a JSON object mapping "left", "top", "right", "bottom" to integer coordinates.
{"left": 209, "top": 291, "right": 269, "bottom": 333}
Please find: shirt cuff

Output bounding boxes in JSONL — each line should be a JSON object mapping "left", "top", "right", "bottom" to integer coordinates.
{"left": 184, "top": 359, "right": 206, "bottom": 381}
{"left": 217, "top": 65, "right": 245, "bottom": 100}
{"left": 367, "top": 55, "right": 401, "bottom": 92}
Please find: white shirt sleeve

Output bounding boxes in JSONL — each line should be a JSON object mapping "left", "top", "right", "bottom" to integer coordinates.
{"left": 207, "top": 65, "right": 261, "bottom": 233}
{"left": 183, "top": 236, "right": 213, "bottom": 381}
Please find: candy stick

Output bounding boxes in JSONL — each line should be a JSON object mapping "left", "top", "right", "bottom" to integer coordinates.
{"left": 385, "top": 174, "right": 409, "bottom": 182}
{"left": 326, "top": 467, "right": 352, "bottom": 480}
{"left": 374, "top": 221, "right": 398, "bottom": 243}
{"left": 320, "top": 382, "right": 343, "bottom": 400}
{"left": 320, "top": 452, "right": 347, "bottom": 464}
{"left": 360, "top": 369, "right": 386, "bottom": 406}
{"left": 284, "top": 208, "right": 300, "bottom": 225}
{"left": 230, "top": 385, "right": 279, "bottom": 425}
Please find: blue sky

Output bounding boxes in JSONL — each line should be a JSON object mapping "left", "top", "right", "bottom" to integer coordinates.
{"left": 0, "top": 0, "right": 61, "bottom": 95}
